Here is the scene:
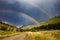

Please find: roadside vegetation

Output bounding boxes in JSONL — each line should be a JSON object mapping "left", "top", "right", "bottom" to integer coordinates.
{"left": 25, "top": 30, "right": 60, "bottom": 40}
{"left": 0, "top": 30, "right": 21, "bottom": 39}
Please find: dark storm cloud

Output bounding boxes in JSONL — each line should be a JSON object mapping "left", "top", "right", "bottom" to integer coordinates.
{"left": 0, "top": 0, "right": 60, "bottom": 26}
{"left": 0, "top": 11, "right": 36, "bottom": 26}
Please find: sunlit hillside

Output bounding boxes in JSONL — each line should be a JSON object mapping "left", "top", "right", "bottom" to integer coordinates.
{"left": 46, "top": 14, "right": 60, "bottom": 24}
{"left": 21, "top": 14, "right": 60, "bottom": 31}
{"left": 0, "top": 22, "right": 21, "bottom": 38}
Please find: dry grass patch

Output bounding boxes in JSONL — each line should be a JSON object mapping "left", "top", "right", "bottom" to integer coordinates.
{"left": 24, "top": 30, "right": 60, "bottom": 40}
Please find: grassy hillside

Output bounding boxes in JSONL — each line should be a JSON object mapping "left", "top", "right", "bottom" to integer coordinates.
{"left": 21, "top": 25, "right": 35, "bottom": 30}
{"left": 21, "top": 14, "right": 60, "bottom": 31}
{"left": 36, "top": 14, "right": 60, "bottom": 26}
{"left": 0, "top": 22, "right": 21, "bottom": 31}
{"left": 0, "top": 22, "right": 21, "bottom": 38}
{"left": 46, "top": 14, "right": 60, "bottom": 24}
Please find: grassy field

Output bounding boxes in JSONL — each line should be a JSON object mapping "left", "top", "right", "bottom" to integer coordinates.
{"left": 0, "top": 30, "right": 60, "bottom": 40}
{"left": 0, "top": 30, "right": 21, "bottom": 39}
{"left": 24, "top": 30, "right": 60, "bottom": 40}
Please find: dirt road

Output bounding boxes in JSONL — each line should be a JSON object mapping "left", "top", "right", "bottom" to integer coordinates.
{"left": 0, "top": 33, "right": 26, "bottom": 40}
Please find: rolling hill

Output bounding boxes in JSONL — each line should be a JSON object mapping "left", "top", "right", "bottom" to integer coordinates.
{"left": 0, "top": 22, "right": 20, "bottom": 31}
{"left": 21, "top": 14, "right": 60, "bottom": 31}
{"left": 46, "top": 14, "right": 60, "bottom": 24}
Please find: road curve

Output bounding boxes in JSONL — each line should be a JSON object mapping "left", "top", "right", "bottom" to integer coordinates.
{"left": 0, "top": 33, "right": 26, "bottom": 40}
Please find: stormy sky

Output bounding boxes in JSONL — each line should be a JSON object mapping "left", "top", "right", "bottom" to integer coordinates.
{"left": 0, "top": 0, "right": 60, "bottom": 27}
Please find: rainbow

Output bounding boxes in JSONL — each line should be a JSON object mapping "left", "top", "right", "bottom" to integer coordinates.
{"left": 22, "top": 2, "right": 51, "bottom": 18}
{"left": 0, "top": 8, "right": 39, "bottom": 23}
{"left": 20, "top": 13, "right": 39, "bottom": 23}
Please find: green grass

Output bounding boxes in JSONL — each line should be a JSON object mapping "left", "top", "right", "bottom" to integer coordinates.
{"left": 0, "top": 30, "right": 20, "bottom": 39}
{"left": 24, "top": 30, "right": 60, "bottom": 40}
